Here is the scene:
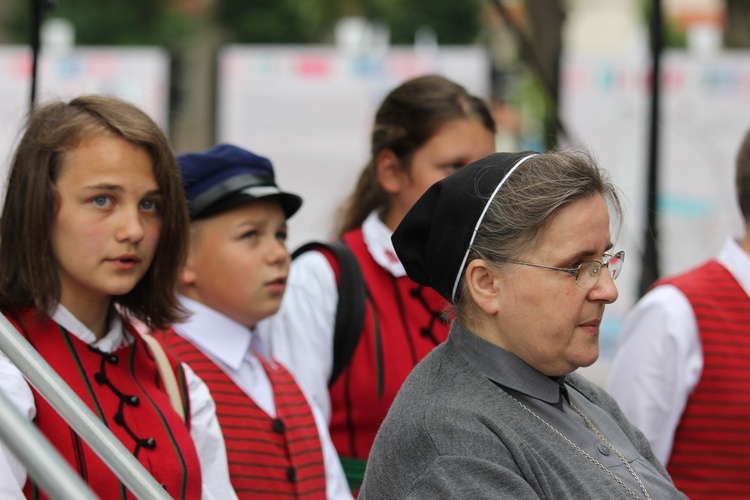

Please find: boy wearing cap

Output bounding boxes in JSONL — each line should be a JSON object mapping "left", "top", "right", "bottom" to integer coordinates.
{"left": 153, "top": 144, "right": 351, "bottom": 499}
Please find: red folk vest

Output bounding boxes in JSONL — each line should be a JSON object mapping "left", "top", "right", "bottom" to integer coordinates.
{"left": 328, "top": 228, "right": 450, "bottom": 461}
{"left": 660, "top": 261, "right": 750, "bottom": 499}
{"left": 154, "top": 329, "right": 327, "bottom": 499}
{"left": 7, "top": 307, "right": 201, "bottom": 500}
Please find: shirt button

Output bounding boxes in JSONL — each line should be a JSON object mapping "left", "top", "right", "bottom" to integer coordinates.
{"left": 597, "top": 444, "right": 611, "bottom": 456}
{"left": 286, "top": 466, "right": 296, "bottom": 483}
{"left": 272, "top": 418, "right": 285, "bottom": 433}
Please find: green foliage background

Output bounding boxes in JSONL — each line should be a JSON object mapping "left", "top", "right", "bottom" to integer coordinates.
{"left": 4, "top": 0, "right": 486, "bottom": 46}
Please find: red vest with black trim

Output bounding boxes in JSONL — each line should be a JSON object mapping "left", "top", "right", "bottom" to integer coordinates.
{"left": 7, "top": 307, "right": 201, "bottom": 500}
{"left": 659, "top": 261, "right": 750, "bottom": 499}
{"left": 154, "top": 328, "right": 327, "bottom": 499}
{"left": 327, "top": 228, "right": 450, "bottom": 461}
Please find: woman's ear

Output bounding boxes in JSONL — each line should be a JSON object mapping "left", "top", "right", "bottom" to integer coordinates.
{"left": 375, "top": 149, "right": 404, "bottom": 195}
{"left": 465, "top": 259, "right": 501, "bottom": 315}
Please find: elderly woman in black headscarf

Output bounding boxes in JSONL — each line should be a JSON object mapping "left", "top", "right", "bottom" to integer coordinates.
{"left": 358, "top": 150, "right": 686, "bottom": 499}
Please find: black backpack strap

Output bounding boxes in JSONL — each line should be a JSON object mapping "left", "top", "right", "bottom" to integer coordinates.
{"left": 292, "top": 241, "right": 366, "bottom": 387}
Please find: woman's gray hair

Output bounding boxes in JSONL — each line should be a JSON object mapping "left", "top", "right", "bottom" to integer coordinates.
{"left": 453, "top": 149, "right": 622, "bottom": 320}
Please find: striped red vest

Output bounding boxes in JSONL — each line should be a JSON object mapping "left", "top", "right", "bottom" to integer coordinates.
{"left": 155, "top": 329, "right": 327, "bottom": 499}
{"left": 328, "top": 228, "right": 449, "bottom": 461}
{"left": 660, "top": 261, "right": 750, "bottom": 499}
{"left": 7, "top": 307, "right": 201, "bottom": 500}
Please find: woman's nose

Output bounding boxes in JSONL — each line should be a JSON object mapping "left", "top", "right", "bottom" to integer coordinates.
{"left": 589, "top": 269, "right": 619, "bottom": 304}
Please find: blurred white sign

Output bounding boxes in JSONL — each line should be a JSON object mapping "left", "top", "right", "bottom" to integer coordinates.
{"left": 0, "top": 46, "right": 170, "bottom": 190}
{"left": 562, "top": 51, "right": 750, "bottom": 383}
{"left": 217, "top": 44, "right": 492, "bottom": 249}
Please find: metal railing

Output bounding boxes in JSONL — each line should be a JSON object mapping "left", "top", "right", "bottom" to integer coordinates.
{"left": 0, "top": 389, "right": 97, "bottom": 499}
{"left": 0, "top": 312, "right": 172, "bottom": 499}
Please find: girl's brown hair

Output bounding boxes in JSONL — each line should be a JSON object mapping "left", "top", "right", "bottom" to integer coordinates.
{"left": 336, "top": 74, "right": 496, "bottom": 236}
{"left": 736, "top": 127, "right": 750, "bottom": 222}
{"left": 0, "top": 95, "right": 189, "bottom": 329}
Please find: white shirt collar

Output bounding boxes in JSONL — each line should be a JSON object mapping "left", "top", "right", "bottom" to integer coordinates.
{"left": 362, "top": 211, "right": 406, "bottom": 277}
{"left": 51, "top": 304, "right": 129, "bottom": 353}
{"left": 718, "top": 236, "right": 750, "bottom": 298}
{"left": 173, "top": 296, "right": 253, "bottom": 371}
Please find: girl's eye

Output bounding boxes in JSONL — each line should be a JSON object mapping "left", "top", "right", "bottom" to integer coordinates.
{"left": 445, "top": 164, "right": 462, "bottom": 174}
{"left": 140, "top": 199, "right": 158, "bottom": 212}
{"left": 242, "top": 230, "right": 258, "bottom": 239}
{"left": 92, "top": 196, "right": 111, "bottom": 208}
{"left": 276, "top": 231, "right": 288, "bottom": 242}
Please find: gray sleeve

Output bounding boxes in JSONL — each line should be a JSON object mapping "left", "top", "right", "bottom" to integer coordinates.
{"left": 360, "top": 455, "right": 542, "bottom": 500}
{"left": 405, "top": 456, "right": 542, "bottom": 500}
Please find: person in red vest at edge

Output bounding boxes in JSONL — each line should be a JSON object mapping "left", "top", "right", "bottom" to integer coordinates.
{"left": 607, "top": 126, "right": 750, "bottom": 499}
{"left": 0, "top": 95, "right": 235, "bottom": 499}
{"left": 256, "top": 74, "right": 497, "bottom": 493}
{"left": 152, "top": 144, "right": 352, "bottom": 499}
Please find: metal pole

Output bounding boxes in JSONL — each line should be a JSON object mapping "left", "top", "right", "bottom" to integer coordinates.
{"left": 639, "top": 0, "right": 664, "bottom": 297}
{"left": 29, "top": 0, "right": 42, "bottom": 112}
{"left": 0, "top": 313, "right": 171, "bottom": 500}
{"left": 0, "top": 390, "right": 98, "bottom": 500}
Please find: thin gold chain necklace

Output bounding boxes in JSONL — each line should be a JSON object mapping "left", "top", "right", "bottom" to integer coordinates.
{"left": 510, "top": 395, "right": 651, "bottom": 500}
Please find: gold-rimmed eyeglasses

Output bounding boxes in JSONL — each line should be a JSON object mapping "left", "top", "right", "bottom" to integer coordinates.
{"left": 499, "top": 251, "right": 625, "bottom": 290}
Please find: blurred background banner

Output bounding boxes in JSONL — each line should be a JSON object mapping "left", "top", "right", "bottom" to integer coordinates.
{"left": 0, "top": 45, "right": 169, "bottom": 180}
{"left": 217, "top": 44, "right": 491, "bottom": 247}
{"left": 561, "top": 50, "right": 750, "bottom": 382}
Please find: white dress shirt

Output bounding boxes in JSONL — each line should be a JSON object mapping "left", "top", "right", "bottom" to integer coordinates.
{"left": 257, "top": 212, "right": 398, "bottom": 422}
{"left": 0, "top": 305, "right": 236, "bottom": 500}
{"left": 606, "top": 237, "right": 750, "bottom": 464}
{"left": 173, "top": 296, "right": 352, "bottom": 500}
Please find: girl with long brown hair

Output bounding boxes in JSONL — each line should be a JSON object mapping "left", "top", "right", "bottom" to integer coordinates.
{"left": 0, "top": 95, "right": 234, "bottom": 499}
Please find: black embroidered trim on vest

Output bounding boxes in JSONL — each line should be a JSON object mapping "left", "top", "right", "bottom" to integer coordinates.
{"left": 87, "top": 345, "right": 156, "bottom": 457}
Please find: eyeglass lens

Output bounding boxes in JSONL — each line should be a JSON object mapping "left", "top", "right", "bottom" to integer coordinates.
{"left": 577, "top": 252, "right": 624, "bottom": 289}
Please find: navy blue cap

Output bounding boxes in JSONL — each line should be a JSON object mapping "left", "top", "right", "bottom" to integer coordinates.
{"left": 177, "top": 144, "right": 303, "bottom": 220}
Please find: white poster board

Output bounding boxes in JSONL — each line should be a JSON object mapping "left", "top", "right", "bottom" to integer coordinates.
{"left": 0, "top": 46, "right": 170, "bottom": 190}
{"left": 561, "top": 51, "right": 750, "bottom": 383}
{"left": 217, "top": 44, "right": 492, "bottom": 249}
